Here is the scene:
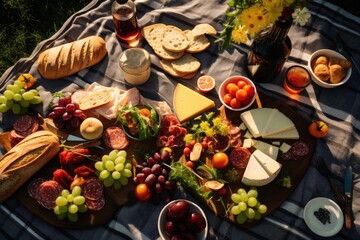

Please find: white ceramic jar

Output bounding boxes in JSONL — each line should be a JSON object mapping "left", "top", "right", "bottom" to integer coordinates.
{"left": 119, "top": 48, "right": 151, "bottom": 85}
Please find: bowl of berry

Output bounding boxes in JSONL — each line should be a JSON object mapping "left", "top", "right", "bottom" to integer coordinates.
{"left": 158, "top": 199, "right": 208, "bottom": 240}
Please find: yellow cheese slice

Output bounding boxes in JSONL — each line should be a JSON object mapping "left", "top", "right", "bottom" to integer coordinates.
{"left": 261, "top": 109, "right": 295, "bottom": 137}
{"left": 173, "top": 83, "right": 215, "bottom": 123}
{"left": 240, "top": 108, "right": 273, "bottom": 138}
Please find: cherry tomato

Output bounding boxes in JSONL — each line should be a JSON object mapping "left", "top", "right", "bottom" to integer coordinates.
{"left": 228, "top": 85, "right": 239, "bottom": 96}
{"left": 212, "top": 152, "right": 229, "bottom": 169}
{"left": 17, "top": 73, "right": 35, "bottom": 89}
{"left": 201, "top": 141, "right": 208, "bottom": 149}
{"left": 135, "top": 183, "right": 152, "bottom": 201}
{"left": 185, "top": 161, "right": 194, "bottom": 169}
{"left": 237, "top": 80, "right": 247, "bottom": 89}
{"left": 223, "top": 93, "right": 232, "bottom": 105}
{"left": 235, "top": 89, "right": 248, "bottom": 101}
{"left": 183, "top": 147, "right": 191, "bottom": 157}
{"left": 226, "top": 83, "right": 237, "bottom": 92}
{"left": 230, "top": 98, "right": 241, "bottom": 109}
{"left": 308, "top": 121, "right": 328, "bottom": 138}
{"left": 243, "top": 84, "right": 255, "bottom": 97}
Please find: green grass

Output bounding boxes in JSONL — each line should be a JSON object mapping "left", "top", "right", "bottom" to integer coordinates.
{"left": 0, "top": 0, "right": 92, "bottom": 76}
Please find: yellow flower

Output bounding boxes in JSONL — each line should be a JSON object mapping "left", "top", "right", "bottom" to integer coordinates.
{"left": 184, "top": 134, "right": 194, "bottom": 144}
{"left": 240, "top": 4, "right": 268, "bottom": 37}
{"left": 200, "top": 121, "right": 210, "bottom": 130}
{"left": 231, "top": 26, "right": 248, "bottom": 44}
{"left": 212, "top": 117, "right": 222, "bottom": 128}
{"left": 204, "top": 128, "right": 214, "bottom": 137}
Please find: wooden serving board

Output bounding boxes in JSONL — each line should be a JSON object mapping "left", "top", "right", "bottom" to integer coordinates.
{"left": 2, "top": 91, "right": 315, "bottom": 229}
{"left": 185, "top": 91, "right": 316, "bottom": 228}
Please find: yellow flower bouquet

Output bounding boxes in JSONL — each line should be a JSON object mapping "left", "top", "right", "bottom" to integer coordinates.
{"left": 220, "top": 0, "right": 310, "bottom": 48}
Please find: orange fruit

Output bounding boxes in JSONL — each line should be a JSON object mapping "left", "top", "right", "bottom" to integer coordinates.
{"left": 197, "top": 75, "right": 215, "bottom": 93}
{"left": 235, "top": 89, "right": 248, "bottom": 101}
{"left": 135, "top": 183, "right": 152, "bottom": 201}
{"left": 212, "top": 152, "right": 229, "bottom": 169}
{"left": 308, "top": 121, "right": 328, "bottom": 138}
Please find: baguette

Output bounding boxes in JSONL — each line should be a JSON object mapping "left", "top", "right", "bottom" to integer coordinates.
{"left": 37, "top": 36, "right": 107, "bottom": 80}
{"left": 0, "top": 130, "right": 60, "bottom": 203}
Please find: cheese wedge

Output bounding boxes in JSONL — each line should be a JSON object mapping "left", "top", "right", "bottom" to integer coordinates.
{"left": 173, "top": 84, "right": 215, "bottom": 123}
{"left": 279, "top": 142, "right": 291, "bottom": 153}
{"left": 242, "top": 149, "right": 282, "bottom": 187}
{"left": 243, "top": 138, "right": 252, "bottom": 148}
{"left": 261, "top": 109, "right": 295, "bottom": 137}
{"left": 240, "top": 108, "right": 273, "bottom": 138}
{"left": 251, "top": 140, "right": 279, "bottom": 160}
{"left": 241, "top": 154, "right": 272, "bottom": 186}
{"left": 262, "top": 127, "right": 299, "bottom": 139}
{"left": 253, "top": 149, "right": 282, "bottom": 177}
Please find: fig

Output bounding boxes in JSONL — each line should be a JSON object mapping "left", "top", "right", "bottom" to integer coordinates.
{"left": 186, "top": 212, "right": 206, "bottom": 233}
{"left": 167, "top": 201, "right": 190, "bottom": 221}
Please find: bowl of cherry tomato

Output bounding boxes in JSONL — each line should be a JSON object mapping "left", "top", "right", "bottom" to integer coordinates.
{"left": 218, "top": 76, "right": 256, "bottom": 111}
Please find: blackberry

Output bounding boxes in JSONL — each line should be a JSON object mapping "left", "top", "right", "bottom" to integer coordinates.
{"left": 314, "top": 207, "right": 331, "bottom": 224}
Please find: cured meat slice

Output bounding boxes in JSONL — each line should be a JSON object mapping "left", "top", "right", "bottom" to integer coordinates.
{"left": 13, "top": 115, "right": 39, "bottom": 136}
{"left": 86, "top": 196, "right": 105, "bottom": 211}
{"left": 156, "top": 114, "right": 187, "bottom": 147}
{"left": 229, "top": 147, "right": 251, "bottom": 169}
{"left": 103, "top": 126, "right": 129, "bottom": 150}
{"left": 281, "top": 141, "right": 309, "bottom": 160}
{"left": 36, "top": 180, "right": 63, "bottom": 210}
{"left": 8, "top": 130, "right": 25, "bottom": 147}
{"left": 27, "top": 177, "right": 47, "bottom": 199}
{"left": 83, "top": 178, "right": 104, "bottom": 201}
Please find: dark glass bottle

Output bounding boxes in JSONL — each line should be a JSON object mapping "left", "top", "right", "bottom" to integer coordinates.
{"left": 112, "top": 0, "right": 140, "bottom": 41}
{"left": 246, "top": 17, "right": 292, "bottom": 83}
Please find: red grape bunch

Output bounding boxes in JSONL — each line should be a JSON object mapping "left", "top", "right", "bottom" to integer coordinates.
{"left": 134, "top": 149, "right": 175, "bottom": 203}
{"left": 48, "top": 94, "right": 87, "bottom": 131}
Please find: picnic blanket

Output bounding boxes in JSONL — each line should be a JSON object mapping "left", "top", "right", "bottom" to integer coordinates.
{"left": 0, "top": 0, "right": 359, "bottom": 239}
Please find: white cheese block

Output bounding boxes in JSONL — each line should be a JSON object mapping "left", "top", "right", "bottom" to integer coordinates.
{"left": 239, "top": 122, "right": 247, "bottom": 131}
{"left": 261, "top": 109, "right": 295, "bottom": 137}
{"left": 253, "top": 149, "right": 282, "bottom": 176}
{"left": 244, "top": 130, "right": 253, "bottom": 139}
{"left": 243, "top": 138, "right": 252, "bottom": 148}
{"left": 262, "top": 127, "right": 299, "bottom": 139}
{"left": 240, "top": 108, "right": 273, "bottom": 138}
{"left": 241, "top": 154, "right": 274, "bottom": 186}
{"left": 279, "top": 142, "right": 292, "bottom": 153}
{"left": 251, "top": 140, "right": 279, "bottom": 160}
{"left": 272, "top": 141, "right": 281, "bottom": 146}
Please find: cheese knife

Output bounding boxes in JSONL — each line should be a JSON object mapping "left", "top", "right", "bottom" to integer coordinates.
{"left": 344, "top": 166, "right": 353, "bottom": 229}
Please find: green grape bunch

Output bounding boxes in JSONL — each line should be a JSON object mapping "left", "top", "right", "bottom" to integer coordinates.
{"left": 53, "top": 186, "right": 88, "bottom": 222}
{"left": 230, "top": 187, "right": 268, "bottom": 224}
{"left": 94, "top": 150, "right": 133, "bottom": 189}
{"left": 0, "top": 80, "right": 42, "bottom": 115}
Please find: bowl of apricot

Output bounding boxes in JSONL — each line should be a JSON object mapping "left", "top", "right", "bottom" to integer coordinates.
{"left": 219, "top": 76, "right": 257, "bottom": 111}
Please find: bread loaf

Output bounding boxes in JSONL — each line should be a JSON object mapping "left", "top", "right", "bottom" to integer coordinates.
{"left": 0, "top": 130, "right": 60, "bottom": 203}
{"left": 37, "top": 36, "right": 107, "bottom": 80}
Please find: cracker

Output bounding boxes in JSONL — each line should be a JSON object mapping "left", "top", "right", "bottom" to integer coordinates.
{"left": 191, "top": 23, "right": 217, "bottom": 37}
{"left": 171, "top": 53, "right": 201, "bottom": 73}
{"left": 160, "top": 59, "right": 188, "bottom": 77}
{"left": 184, "top": 30, "right": 210, "bottom": 53}
{"left": 162, "top": 26, "right": 190, "bottom": 53}
{"left": 79, "top": 90, "right": 112, "bottom": 110}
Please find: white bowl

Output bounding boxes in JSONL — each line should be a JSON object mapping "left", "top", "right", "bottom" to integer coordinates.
{"left": 218, "top": 76, "right": 257, "bottom": 111}
{"left": 308, "top": 49, "right": 352, "bottom": 88}
{"left": 158, "top": 199, "right": 208, "bottom": 240}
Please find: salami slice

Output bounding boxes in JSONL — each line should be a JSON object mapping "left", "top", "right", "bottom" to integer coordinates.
{"left": 28, "top": 177, "right": 47, "bottom": 199}
{"left": 83, "top": 178, "right": 104, "bottom": 201}
{"left": 229, "top": 147, "right": 251, "bottom": 169}
{"left": 9, "top": 130, "right": 25, "bottom": 147}
{"left": 103, "top": 126, "right": 129, "bottom": 150}
{"left": 281, "top": 141, "right": 309, "bottom": 161}
{"left": 13, "top": 115, "right": 34, "bottom": 133}
{"left": 86, "top": 196, "right": 105, "bottom": 211}
{"left": 36, "top": 180, "right": 63, "bottom": 209}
